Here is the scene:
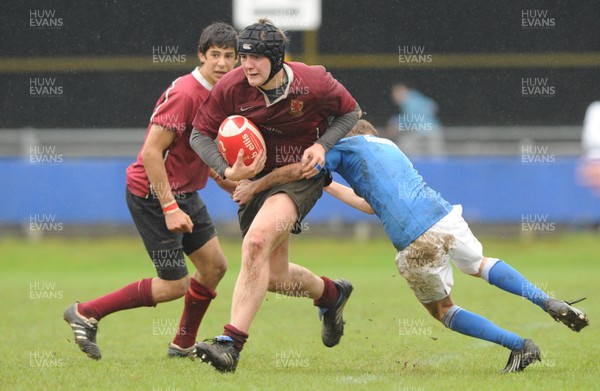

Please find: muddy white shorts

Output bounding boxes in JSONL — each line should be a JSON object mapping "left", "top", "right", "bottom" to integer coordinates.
{"left": 395, "top": 205, "right": 485, "bottom": 303}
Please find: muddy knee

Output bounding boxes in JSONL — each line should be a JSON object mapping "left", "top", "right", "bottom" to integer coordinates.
{"left": 424, "top": 297, "right": 454, "bottom": 321}
{"left": 395, "top": 231, "right": 455, "bottom": 305}
{"left": 243, "top": 231, "right": 267, "bottom": 255}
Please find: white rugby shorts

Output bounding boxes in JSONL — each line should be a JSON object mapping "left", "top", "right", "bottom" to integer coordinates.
{"left": 395, "top": 205, "right": 484, "bottom": 303}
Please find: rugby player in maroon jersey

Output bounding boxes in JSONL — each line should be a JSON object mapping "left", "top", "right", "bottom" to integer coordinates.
{"left": 190, "top": 19, "right": 361, "bottom": 372}
{"left": 64, "top": 23, "right": 242, "bottom": 360}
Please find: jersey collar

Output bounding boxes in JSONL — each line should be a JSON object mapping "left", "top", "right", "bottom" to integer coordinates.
{"left": 258, "top": 63, "right": 294, "bottom": 107}
{"left": 192, "top": 67, "right": 214, "bottom": 91}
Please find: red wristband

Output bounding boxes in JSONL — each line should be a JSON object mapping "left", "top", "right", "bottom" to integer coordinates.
{"left": 162, "top": 200, "right": 179, "bottom": 215}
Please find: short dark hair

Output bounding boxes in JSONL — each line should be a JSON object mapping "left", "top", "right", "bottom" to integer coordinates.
{"left": 198, "top": 22, "right": 238, "bottom": 54}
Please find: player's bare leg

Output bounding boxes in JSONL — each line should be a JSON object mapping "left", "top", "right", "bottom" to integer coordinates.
{"left": 169, "top": 237, "right": 228, "bottom": 357}
{"left": 195, "top": 193, "right": 294, "bottom": 372}
{"left": 195, "top": 192, "right": 353, "bottom": 371}
{"left": 269, "top": 262, "right": 324, "bottom": 298}
{"left": 150, "top": 276, "right": 190, "bottom": 302}
{"left": 267, "top": 238, "right": 324, "bottom": 299}
{"left": 231, "top": 193, "right": 295, "bottom": 331}
{"left": 422, "top": 295, "right": 454, "bottom": 321}
{"left": 188, "top": 236, "right": 228, "bottom": 290}
{"left": 267, "top": 241, "right": 353, "bottom": 347}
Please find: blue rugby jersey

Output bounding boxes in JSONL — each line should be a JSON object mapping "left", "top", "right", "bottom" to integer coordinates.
{"left": 325, "top": 135, "right": 452, "bottom": 250}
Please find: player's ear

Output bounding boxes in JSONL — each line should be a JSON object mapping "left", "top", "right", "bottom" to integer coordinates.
{"left": 198, "top": 51, "right": 207, "bottom": 65}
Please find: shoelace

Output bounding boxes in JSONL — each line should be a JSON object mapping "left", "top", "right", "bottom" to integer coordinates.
{"left": 566, "top": 297, "right": 586, "bottom": 305}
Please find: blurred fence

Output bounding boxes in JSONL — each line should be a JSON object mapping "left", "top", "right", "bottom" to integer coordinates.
{"left": 1, "top": 126, "right": 599, "bottom": 237}
{"left": 0, "top": 125, "right": 584, "bottom": 157}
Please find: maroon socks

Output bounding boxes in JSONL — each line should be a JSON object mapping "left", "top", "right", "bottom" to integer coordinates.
{"left": 172, "top": 279, "right": 216, "bottom": 348}
{"left": 313, "top": 276, "right": 340, "bottom": 309}
{"left": 223, "top": 323, "right": 249, "bottom": 351}
{"left": 78, "top": 278, "right": 154, "bottom": 321}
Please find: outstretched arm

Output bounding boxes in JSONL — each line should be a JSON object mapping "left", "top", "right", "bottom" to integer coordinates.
{"left": 233, "top": 165, "right": 375, "bottom": 216}
{"left": 301, "top": 103, "right": 361, "bottom": 178}
{"left": 324, "top": 181, "right": 374, "bottom": 215}
{"left": 233, "top": 162, "right": 304, "bottom": 205}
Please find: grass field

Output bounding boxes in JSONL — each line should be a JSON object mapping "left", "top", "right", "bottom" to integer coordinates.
{"left": 0, "top": 233, "right": 598, "bottom": 390}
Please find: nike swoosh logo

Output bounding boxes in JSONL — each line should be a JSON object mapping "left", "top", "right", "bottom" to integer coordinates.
{"left": 240, "top": 106, "right": 253, "bottom": 112}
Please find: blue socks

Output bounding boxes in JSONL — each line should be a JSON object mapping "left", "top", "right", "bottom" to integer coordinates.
{"left": 487, "top": 260, "right": 549, "bottom": 309}
{"left": 442, "top": 305, "right": 524, "bottom": 351}
{"left": 437, "top": 260, "right": 549, "bottom": 351}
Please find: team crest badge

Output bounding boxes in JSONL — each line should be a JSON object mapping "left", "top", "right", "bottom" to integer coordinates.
{"left": 289, "top": 99, "right": 304, "bottom": 116}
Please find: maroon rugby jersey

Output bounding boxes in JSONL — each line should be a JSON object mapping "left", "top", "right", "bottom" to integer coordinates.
{"left": 127, "top": 68, "right": 213, "bottom": 198}
{"left": 192, "top": 62, "right": 357, "bottom": 172}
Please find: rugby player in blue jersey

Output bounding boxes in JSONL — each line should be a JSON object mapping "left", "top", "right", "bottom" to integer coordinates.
{"left": 233, "top": 119, "right": 589, "bottom": 373}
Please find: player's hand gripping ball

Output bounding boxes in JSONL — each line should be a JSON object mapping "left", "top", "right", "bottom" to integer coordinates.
{"left": 217, "top": 115, "right": 266, "bottom": 166}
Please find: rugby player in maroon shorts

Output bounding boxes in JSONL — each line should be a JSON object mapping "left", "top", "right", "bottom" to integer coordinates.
{"left": 63, "top": 22, "right": 242, "bottom": 360}
{"left": 190, "top": 19, "right": 361, "bottom": 372}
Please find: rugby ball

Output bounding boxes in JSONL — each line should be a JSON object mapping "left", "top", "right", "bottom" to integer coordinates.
{"left": 217, "top": 115, "right": 266, "bottom": 166}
